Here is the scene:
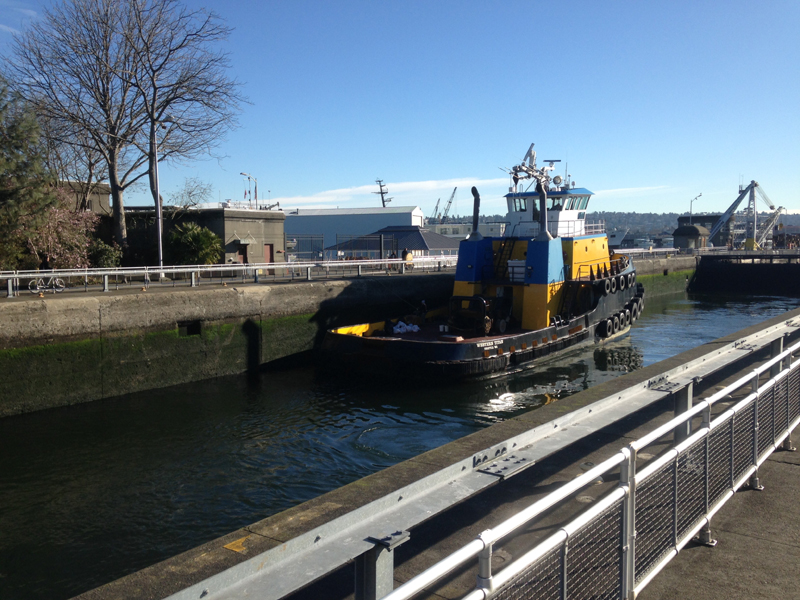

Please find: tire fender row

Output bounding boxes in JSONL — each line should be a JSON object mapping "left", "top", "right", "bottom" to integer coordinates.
{"left": 598, "top": 292, "right": 644, "bottom": 339}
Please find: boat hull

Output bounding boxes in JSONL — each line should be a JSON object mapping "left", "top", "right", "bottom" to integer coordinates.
{"left": 320, "top": 274, "right": 644, "bottom": 380}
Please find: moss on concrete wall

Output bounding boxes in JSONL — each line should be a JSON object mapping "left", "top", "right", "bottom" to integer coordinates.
{"left": 0, "top": 313, "right": 320, "bottom": 418}
{"left": 637, "top": 268, "right": 695, "bottom": 296}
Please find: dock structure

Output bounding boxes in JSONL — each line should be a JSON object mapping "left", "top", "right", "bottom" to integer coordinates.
{"left": 76, "top": 306, "right": 800, "bottom": 600}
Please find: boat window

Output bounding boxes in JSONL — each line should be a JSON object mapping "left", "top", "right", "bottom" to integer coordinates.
{"left": 564, "top": 196, "right": 577, "bottom": 210}
{"left": 578, "top": 195, "right": 590, "bottom": 209}
{"left": 549, "top": 197, "right": 563, "bottom": 211}
{"left": 513, "top": 196, "right": 527, "bottom": 212}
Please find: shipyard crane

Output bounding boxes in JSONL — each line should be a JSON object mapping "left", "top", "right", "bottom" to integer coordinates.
{"left": 755, "top": 206, "right": 784, "bottom": 248}
{"left": 440, "top": 187, "right": 457, "bottom": 223}
{"left": 708, "top": 181, "right": 783, "bottom": 250}
{"left": 430, "top": 198, "right": 441, "bottom": 223}
{"left": 707, "top": 181, "right": 756, "bottom": 244}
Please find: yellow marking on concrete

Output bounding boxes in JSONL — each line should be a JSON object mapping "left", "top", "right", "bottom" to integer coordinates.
{"left": 224, "top": 535, "right": 251, "bottom": 554}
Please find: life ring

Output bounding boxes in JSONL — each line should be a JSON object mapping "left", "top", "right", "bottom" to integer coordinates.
{"left": 618, "top": 275, "right": 626, "bottom": 291}
{"left": 603, "top": 279, "right": 611, "bottom": 295}
{"left": 612, "top": 315, "right": 620, "bottom": 333}
{"left": 610, "top": 277, "right": 617, "bottom": 294}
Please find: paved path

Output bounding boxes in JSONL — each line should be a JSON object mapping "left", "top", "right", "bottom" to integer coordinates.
{"left": 638, "top": 443, "right": 800, "bottom": 600}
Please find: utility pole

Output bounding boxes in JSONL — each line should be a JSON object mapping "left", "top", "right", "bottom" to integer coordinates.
{"left": 373, "top": 179, "right": 392, "bottom": 208}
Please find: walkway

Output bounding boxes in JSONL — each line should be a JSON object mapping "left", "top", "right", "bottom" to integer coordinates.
{"left": 638, "top": 446, "right": 800, "bottom": 600}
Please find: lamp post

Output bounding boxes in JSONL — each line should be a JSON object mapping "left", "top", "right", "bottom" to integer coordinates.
{"left": 152, "top": 116, "right": 175, "bottom": 276}
{"left": 240, "top": 172, "right": 258, "bottom": 207}
{"left": 689, "top": 193, "right": 702, "bottom": 224}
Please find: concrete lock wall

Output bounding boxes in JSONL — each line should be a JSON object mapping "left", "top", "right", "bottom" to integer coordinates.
{"left": 0, "top": 257, "right": 697, "bottom": 418}
{"left": 0, "top": 276, "right": 454, "bottom": 418}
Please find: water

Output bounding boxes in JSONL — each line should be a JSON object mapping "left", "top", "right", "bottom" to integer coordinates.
{"left": 0, "top": 292, "right": 797, "bottom": 600}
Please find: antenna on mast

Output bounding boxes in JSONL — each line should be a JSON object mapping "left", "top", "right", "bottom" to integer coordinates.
{"left": 373, "top": 179, "right": 392, "bottom": 207}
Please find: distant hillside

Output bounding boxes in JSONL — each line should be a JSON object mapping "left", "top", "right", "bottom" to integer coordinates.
{"left": 444, "top": 212, "right": 800, "bottom": 235}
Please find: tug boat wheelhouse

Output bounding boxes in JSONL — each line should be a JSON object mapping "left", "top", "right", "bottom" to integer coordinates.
{"left": 321, "top": 144, "right": 644, "bottom": 378}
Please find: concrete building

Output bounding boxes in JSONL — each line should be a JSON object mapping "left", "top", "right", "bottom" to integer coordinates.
{"left": 126, "top": 205, "right": 286, "bottom": 265}
{"left": 62, "top": 181, "right": 112, "bottom": 215}
{"left": 673, "top": 224, "right": 710, "bottom": 250}
{"left": 677, "top": 214, "right": 731, "bottom": 248}
{"left": 284, "top": 206, "right": 424, "bottom": 250}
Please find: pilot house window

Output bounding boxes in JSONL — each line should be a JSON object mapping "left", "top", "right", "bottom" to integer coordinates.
{"left": 513, "top": 197, "right": 527, "bottom": 212}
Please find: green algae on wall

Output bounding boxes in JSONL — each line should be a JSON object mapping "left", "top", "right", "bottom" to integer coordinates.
{"left": 0, "top": 313, "right": 318, "bottom": 418}
{"left": 637, "top": 269, "right": 695, "bottom": 296}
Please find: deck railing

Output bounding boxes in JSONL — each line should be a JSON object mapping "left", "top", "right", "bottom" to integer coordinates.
{"left": 387, "top": 338, "right": 800, "bottom": 600}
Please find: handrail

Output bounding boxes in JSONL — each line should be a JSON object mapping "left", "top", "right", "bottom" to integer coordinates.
{"left": 385, "top": 334, "right": 800, "bottom": 600}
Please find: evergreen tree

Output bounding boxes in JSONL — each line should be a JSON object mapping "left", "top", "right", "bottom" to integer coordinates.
{"left": 0, "top": 76, "right": 56, "bottom": 269}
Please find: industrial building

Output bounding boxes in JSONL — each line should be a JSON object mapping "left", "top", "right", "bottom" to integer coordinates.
{"left": 284, "top": 206, "right": 424, "bottom": 250}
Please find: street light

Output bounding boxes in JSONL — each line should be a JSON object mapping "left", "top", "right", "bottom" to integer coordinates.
{"left": 240, "top": 172, "right": 258, "bottom": 207}
{"left": 153, "top": 116, "right": 176, "bottom": 276}
{"left": 689, "top": 193, "right": 702, "bottom": 224}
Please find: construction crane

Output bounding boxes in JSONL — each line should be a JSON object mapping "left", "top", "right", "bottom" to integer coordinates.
{"left": 430, "top": 198, "right": 441, "bottom": 224}
{"left": 708, "top": 181, "right": 783, "bottom": 250}
{"left": 755, "top": 206, "right": 784, "bottom": 248}
{"left": 707, "top": 181, "right": 756, "bottom": 244}
{"left": 440, "top": 187, "right": 457, "bottom": 223}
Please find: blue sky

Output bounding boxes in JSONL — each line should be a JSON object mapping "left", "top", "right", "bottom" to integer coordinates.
{"left": 1, "top": 0, "right": 799, "bottom": 218}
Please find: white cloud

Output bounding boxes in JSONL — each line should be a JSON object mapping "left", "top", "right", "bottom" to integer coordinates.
{"left": 592, "top": 186, "right": 670, "bottom": 197}
{"left": 274, "top": 177, "right": 509, "bottom": 210}
{"left": 0, "top": 23, "right": 19, "bottom": 34}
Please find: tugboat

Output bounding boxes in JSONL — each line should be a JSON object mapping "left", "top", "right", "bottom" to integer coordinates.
{"left": 321, "top": 144, "right": 644, "bottom": 378}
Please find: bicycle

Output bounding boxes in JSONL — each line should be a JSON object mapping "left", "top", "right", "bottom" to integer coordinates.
{"left": 29, "top": 276, "right": 66, "bottom": 294}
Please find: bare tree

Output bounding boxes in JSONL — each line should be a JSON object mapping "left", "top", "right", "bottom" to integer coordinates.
{"left": 5, "top": 0, "right": 243, "bottom": 254}
{"left": 122, "top": 0, "right": 242, "bottom": 215}
{"left": 38, "top": 114, "right": 110, "bottom": 212}
{"left": 167, "top": 177, "right": 213, "bottom": 209}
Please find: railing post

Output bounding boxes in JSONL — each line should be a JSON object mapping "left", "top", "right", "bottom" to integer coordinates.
{"left": 307, "top": 266, "right": 312, "bottom": 281}
{"left": 191, "top": 272, "right": 198, "bottom": 288}
{"left": 621, "top": 447, "right": 637, "bottom": 599}
{"left": 783, "top": 349, "right": 797, "bottom": 452}
{"left": 674, "top": 380, "right": 695, "bottom": 444}
{"left": 354, "top": 531, "right": 409, "bottom": 600}
{"left": 749, "top": 371, "right": 765, "bottom": 491}
{"left": 476, "top": 531, "right": 494, "bottom": 593}
{"left": 103, "top": 275, "right": 109, "bottom": 293}
{"left": 696, "top": 405, "right": 717, "bottom": 546}
{"left": 770, "top": 337, "right": 784, "bottom": 378}
{"left": 358, "top": 264, "right": 362, "bottom": 277}
{"left": 401, "top": 263, "right": 406, "bottom": 275}
{"left": 6, "top": 278, "right": 13, "bottom": 298}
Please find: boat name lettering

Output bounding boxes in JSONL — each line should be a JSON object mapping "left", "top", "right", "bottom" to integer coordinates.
{"left": 476, "top": 341, "right": 499, "bottom": 349}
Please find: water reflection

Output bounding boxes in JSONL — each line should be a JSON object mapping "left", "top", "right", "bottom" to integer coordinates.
{"left": 0, "top": 292, "right": 797, "bottom": 600}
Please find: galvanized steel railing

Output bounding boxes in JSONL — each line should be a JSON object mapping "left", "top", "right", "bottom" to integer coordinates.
{"left": 1, "top": 256, "right": 459, "bottom": 297}
{"left": 387, "top": 339, "right": 800, "bottom": 600}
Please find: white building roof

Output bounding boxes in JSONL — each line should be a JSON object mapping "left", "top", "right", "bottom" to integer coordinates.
{"left": 285, "top": 206, "right": 420, "bottom": 216}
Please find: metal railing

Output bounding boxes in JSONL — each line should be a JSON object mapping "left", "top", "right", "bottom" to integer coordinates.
{"left": 150, "top": 313, "right": 798, "bottom": 600}
{"left": 1, "top": 256, "right": 459, "bottom": 298}
{"left": 388, "top": 338, "right": 799, "bottom": 600}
